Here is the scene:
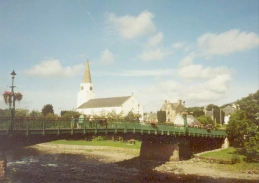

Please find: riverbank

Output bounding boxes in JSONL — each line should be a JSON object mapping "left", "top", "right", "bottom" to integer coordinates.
{"left": 37, "top": 143, "right": 259, "bottom": 182}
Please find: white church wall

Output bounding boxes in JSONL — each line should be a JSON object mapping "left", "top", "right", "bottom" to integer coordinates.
{"left": 77, "top": 107, "right": 123, "bottom": 117}
{"left": 122, "top": 96, "right": 144, "bottom": 121}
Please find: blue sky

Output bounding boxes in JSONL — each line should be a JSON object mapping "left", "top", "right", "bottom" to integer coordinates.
{"left": 0, "top": 0, "right": 258, "bottom": 114}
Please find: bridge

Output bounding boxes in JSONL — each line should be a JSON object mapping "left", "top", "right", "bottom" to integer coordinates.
{"left": 0, "top": 117, "right": 227, "bottom": 177}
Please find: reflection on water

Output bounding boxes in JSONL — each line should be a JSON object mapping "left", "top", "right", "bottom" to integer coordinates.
{"left": 1, "top": 146, "right": 257, "bottom": 183}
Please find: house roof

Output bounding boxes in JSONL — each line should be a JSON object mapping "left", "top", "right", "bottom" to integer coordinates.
{"left": 222, "top": 105, "right": 236, "bottom": 115}
{"left": 77, "top": 96, "right": 132, "bottom": 109}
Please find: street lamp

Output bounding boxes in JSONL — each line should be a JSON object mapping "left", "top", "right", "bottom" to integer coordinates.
{"left": 9, "top": 70, "right": 16, "bottom": 132}
{"left": 137, "top": 104, "right": 140, "bottom": 121}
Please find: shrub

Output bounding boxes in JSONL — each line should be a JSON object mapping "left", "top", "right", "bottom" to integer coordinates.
{"left": 231, "top": 154, "right": 240, "bottom": 164}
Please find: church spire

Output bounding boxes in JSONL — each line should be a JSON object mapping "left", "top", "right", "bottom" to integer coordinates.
{"left": 82, "top": 60, "right": 92, "bottom": 83}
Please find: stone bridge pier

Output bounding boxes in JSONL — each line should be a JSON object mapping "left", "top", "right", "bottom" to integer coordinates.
{"left": 139, "top": 135, "right": 225, "bottom": 178}
{"left": 139, "top": 135, "right": 192, "bottom": 177}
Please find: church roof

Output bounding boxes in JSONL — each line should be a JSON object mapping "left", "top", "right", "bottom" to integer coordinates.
{"left": 77, "top": 96, "right": 132, "bottom": 109}
{"left": 82, "top": 60, "right": 92, "bottom": 83}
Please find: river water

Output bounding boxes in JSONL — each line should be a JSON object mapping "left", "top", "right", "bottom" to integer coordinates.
{"left": 1, "top": 146, "right": 257, "bottom": 183}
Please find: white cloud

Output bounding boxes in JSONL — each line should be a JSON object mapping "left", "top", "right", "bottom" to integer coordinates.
{"left": 146, "top": 32, "right": 163, "bottom": 47}
{"left": 197, "top": 29, "right": 259, "bottom": 56}
{"left": 108, "top": 10, "right": 156, "bottom": 39}
{"left": 140, "top": 48, "right": 171, "bottom": 61}
{"left": 205, "top": 74, "right": 232, "bottom": 93}
{"left": 178, "top": 54, "right": 195, "bottom": 67}
{"left": 178, "top": 58, "right": 233, "bottom": 80}
{"left": 100, "top": 49, "right": 114, "bottom": 65}
{"left": 25, "top": 59, "right": 84, "bottom": 78}
{"left": 120, "top": 69, "right": 175, "bottom": 76}
{"left": 96, "top": 69, "right": 176, "bottom": 77}
{"left": 172, "top": 42, "right": 185, "bottom": 49}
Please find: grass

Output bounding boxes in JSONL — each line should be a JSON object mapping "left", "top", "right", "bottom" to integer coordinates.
{"left": 48, "top": 139, "right": 142, "bottom": 149}
{"left": 199, "top": 147, "right": 259, "bottom": 173}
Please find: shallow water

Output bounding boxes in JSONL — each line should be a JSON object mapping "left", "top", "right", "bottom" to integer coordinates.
{"left": 1, "top": 146, "right": 257, "bottom": 183}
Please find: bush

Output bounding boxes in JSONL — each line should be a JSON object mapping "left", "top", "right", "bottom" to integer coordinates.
{"left": 231, "top": 154, "right": 241, "bottom": 164}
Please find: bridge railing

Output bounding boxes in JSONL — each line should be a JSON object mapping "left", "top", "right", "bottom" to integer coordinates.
{"left": 0, "top": 117, "right": 226, "bottom": 138}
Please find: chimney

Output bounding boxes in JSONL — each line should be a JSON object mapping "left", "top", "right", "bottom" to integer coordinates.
{"left": 164, "top": 100, "right": 167, "bottom": 104}
{"left": 178, "top": 100, "right": 182, "bottom": 105}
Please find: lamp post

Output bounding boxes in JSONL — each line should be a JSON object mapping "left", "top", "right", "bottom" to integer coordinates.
{"left": 9, "top": 70, "right": 16, "bottom": 132}
{"left": 137, "top": 104, "right": 140, "bottom": 122}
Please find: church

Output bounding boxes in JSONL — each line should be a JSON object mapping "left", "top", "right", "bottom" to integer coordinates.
{"left": 76, "top": 61, "right": 143, "bottom": 121}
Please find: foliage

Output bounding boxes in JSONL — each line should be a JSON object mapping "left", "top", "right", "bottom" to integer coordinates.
{"left": 106, "top": 109, "right": 123, "bottom": 121}
{"left": 61, "top": 110, "right": 82, "bottom": 120}
{"left": 15, "top": 108, "right": 29, "bottom": 118}
{"left": 45, "top": 113, "right": 59, "bottom": 121}
{"left": 226, "top": 90, "right": 259, "bottom": 162}
{"left": 185, "top": 107, "right": 204, "bottom": 117}
{"left": 42, "top": 104, "right": 54, "bottom": 116}
{"left": 29, "top": 110, "right": 42, "bottom": 118}
{"left": 236, "top": 90, "right": 259, "bottom": 124}
{"left": 231, "top": 154, "right": 241, "bottom": 164}
{"left": 226, "top": 110, "right": 250, "bottom": 147}
{"left": 124, "top": 111, "right": 137, "bottom": 122}
{"left": 157, "top": 111, "right": 166, "bottom": 123}
{"left": 197, "top": 115, "right": 214, "bottom": 125}
{"left": 2, "top": 91, "right": 23, "bottom": 105}
{"left": 0, "top": 109, "right": 9, "bottom": 117}
{"left": 243, "top": 123, "right": 259, "bottom": 162}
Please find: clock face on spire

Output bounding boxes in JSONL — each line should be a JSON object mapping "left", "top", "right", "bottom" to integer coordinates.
{"left": 90, "top": 86, "right": 93, "bottom": 91}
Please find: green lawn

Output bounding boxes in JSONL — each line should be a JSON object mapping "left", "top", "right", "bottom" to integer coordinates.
{"left": 200, "top": 147, "right": 244, "bottom": 161}
{"left": 48, "top": 139, "right": 142, "bottom": 149}
{"left": 200, "top": 147, "right": 259, "bottom": 173}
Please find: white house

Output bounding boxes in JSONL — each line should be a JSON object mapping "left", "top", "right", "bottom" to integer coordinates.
{"left": 222, "top": 104, "right": 236, "bottom": 124}
{"left": 76, "top": 61, "right": 144, "bottom": 121}
{"left": 172, "top": 114, "right": 200, "bottom": 127}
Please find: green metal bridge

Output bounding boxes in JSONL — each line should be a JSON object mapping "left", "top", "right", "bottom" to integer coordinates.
{"left": 0, "top": 117, "right": 226, "bottom": 138}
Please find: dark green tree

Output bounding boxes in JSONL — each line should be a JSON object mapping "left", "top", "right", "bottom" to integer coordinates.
{"left": 42, "top": 104, "right": 54, "bottom": 117}
{"left": 157, "top": 111, "right": 166, "bottom": 123}
{"left": 226, "top": 110, "right": 250, "bottom": 147}
{"left": 124, "top": 111, "right": 136, "bottom": 122}
{"left": 206, "top": 104, "right": 224, "bottom": 124}
{"left": 186, "top": 107, "right": 204, "bottom": 117}
{"left": 225, "top": 90, "right": 259, "bottom": 162}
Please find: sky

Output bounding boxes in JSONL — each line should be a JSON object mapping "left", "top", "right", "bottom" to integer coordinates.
{"left": 0, "top": 0, "right": 258, "bottom": 115}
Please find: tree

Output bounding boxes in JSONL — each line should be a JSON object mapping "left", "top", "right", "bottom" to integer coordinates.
{"left": 15, "top": 108, "right": 29, "bottom": 118}
{"left": 42, "top": 104, "right": 54, "bottom": 117}
{"left": 29, "top": 110, "right": 42, "bottom": 118}
{"left": 61, "top": 110, "right": 81, "bottom": 120}
{"left": 197, "top": 115, "right": 214, "bottom": 125}
{"left": 226, "top": 110, "right": 250, "bottom": 147}
{"left": 157, "top": 111, "right": 166, "bottom": 123}
{"left": 124, "top": 111, "right": 136, "bottom": 122}
{"left": 186, "top": 107, "right": 204, "bottom": 117}
{"left": 107, "top": 109, "right": 123, "bottom": 121}
{"left": 226, "top": 90, "right": 259, "bottom": 162}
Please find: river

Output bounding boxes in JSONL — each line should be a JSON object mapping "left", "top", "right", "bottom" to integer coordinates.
{"left": 1, "top": 145, "right": 258, "bottom": 183}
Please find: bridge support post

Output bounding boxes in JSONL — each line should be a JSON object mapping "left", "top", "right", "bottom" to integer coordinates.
{"left": 139, "top": 136, "right": 192, "bottom": 178}
{"left": 0, "top": 151, "right": 7, "bottom": 178}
